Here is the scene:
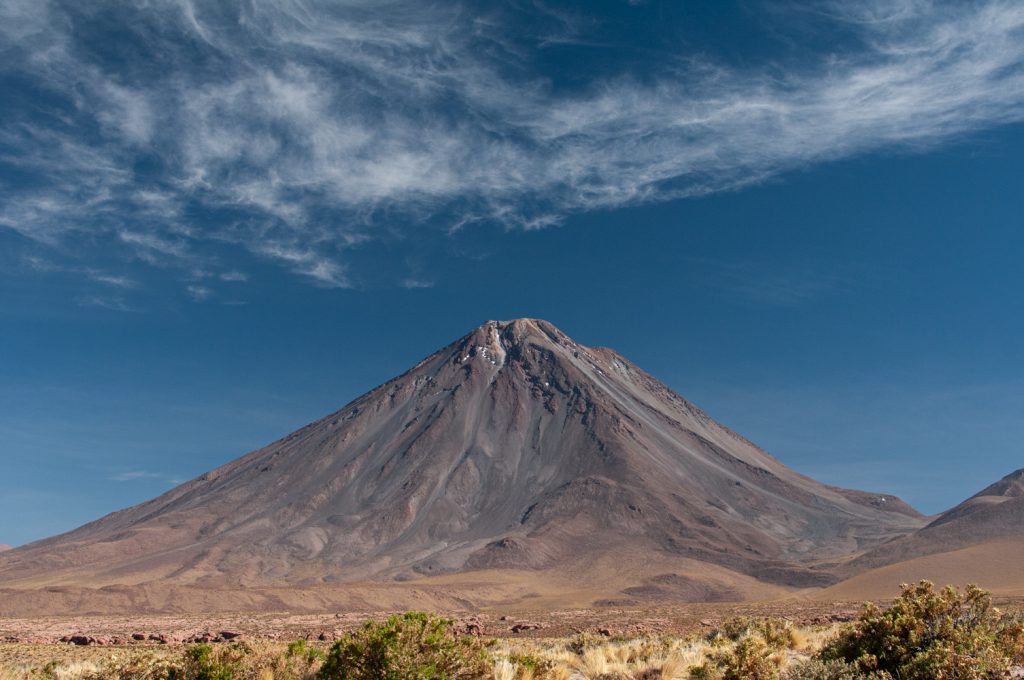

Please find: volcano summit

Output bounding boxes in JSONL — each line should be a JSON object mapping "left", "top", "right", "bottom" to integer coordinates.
{"left": 0, "top": 319, "right": 924, "bottom": 613}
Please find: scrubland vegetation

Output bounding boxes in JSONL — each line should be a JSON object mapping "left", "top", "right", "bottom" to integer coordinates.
{"left": 3, "top": 583, "right": 1022, "bottom": 680}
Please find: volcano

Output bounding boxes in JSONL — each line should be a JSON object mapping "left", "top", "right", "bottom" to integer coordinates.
{"left": 0, "top": 319, "right": 924, "bottom": 612}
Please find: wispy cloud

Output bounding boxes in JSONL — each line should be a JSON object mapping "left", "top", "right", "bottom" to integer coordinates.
{"left": 400, "top": 278, "right": 435, "bottom": 290}
{"left": 1, "top": 0, "right": 1023, "bottom": 287}
{"left": 110, "top": 470, "right": 182, "bottom": 485}
{"left": 110, "top": 470, "right": 163, "bottom": 482}
{"left": 118, "top": 231, "right": 190, "bottom": 262}
{"left": 22, "top": 255, "right": 137, "bottom": 291}
{"left": 74, "top": 295, "right": 135, "bottom": 312}
{"left": 699, "top": 259, "right": 852, "bottom": 307}
{"left": 186, "top": 284, "right": 212, "bottom": 301}
{"left": 87, "top": 272, "right": 136, "bottom": 288}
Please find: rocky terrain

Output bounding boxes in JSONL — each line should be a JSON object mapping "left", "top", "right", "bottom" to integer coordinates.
{"left": 0, "top": 598, "right": 904, "bottom": 646}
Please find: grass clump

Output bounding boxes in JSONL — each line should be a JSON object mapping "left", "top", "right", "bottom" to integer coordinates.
{"left": 317, "top": 611, "right": 491, "bottom": 680}
{"left": 821, "top": 581, "right": 1024, "bottom": 680}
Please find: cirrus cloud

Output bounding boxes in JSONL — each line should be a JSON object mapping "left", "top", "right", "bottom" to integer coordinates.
{"left": 1, "top": 0, "right": 1022, "bottom": 288}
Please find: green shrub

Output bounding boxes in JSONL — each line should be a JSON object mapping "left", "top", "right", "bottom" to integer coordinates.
{"left": 170, "top": 643, "right": 248, "bottom": 680}
{"left": 507, "top": 652, "right": 552, "bottom": 674}
{"left": 567, "top": 632, "right": 604, "bottom": 655}
{"left": 780, "top": 659, "right": 891, "bottom": 680}
{"left": 287, "top": 639, "right": 325, "bottom": 665}
{"left": 690, "top": 635, "right": 783, "bottom": 680}
{"left": 316, "top": 611, "right": 491, "bottom": 680}
{"left": 821, "top": 581, "right": 1024, "bottom": 680}
{"left": 757, "top": 619, "right": 799, "bottom": 652}
{"left": 706, "top": 617, "right": 754, "bottom": 645}
{"left": 255, "top": 639, "right": 326, "bottom": 679}
{"left": 706, "top": 618, "right": 797, "bottom": 651}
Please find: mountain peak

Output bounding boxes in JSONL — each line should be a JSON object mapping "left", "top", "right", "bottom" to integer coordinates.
{"left": 464, "top": 318, "right": 572, "bottom": 348}
{"left": 446, "top": 318, "right": 585, "bottom": 379}
{"left": 972, "top": 468, "right": 1024, "bottom": 499}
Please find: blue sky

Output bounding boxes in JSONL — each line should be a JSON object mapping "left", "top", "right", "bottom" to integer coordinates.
{"left": 1, "top": 0, "right": 1023, "bottom": 547}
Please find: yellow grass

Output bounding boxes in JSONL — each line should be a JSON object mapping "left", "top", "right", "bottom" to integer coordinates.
{"left": 485, "top": 626, "right": 830, "bottom": 679}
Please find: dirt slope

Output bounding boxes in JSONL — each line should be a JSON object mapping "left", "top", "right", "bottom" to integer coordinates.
{"left": 826, "top": 469, "right": 1024, "bottom": 599}
{"left": 837, "top": 468, "right": 1024, "bottom": 577}
{"left": 821, "top": 540, "right": 1024, "bottom": 601}
{"left": 0, "top": 319, "right": 923, "bottom": 613}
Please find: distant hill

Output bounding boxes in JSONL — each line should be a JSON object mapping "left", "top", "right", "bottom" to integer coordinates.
{"left": 0, "top": 319, "right": 923, "bottom": 614}
{"left": 824, "top": 468, "right": 1024, "bottom": 599}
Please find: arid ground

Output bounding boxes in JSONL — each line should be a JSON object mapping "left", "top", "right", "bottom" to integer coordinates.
{"left": 3, "top": 595, "right": 1024, "bottom": 678}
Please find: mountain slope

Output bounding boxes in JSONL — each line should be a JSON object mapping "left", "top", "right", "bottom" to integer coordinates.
{"left": 834, "top": 468, "right": 1024, "bottom": 585}
{"left": 927, "top": 468, "right": 1024, "bottom": 528}
{"left": 0, "top": 319, "right": 922, "bottom": 605}
{"left": 821, "top": 540, "right": 1024, "bottom": 601}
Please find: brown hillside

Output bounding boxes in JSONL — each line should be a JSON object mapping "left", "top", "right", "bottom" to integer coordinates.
{"left": 827, "top": 468, "right": 1024, "bottom": 598}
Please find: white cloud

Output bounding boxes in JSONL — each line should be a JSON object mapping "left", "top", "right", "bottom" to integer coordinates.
{"left": 21, "top": 256, "right": 137, "bottom": 288}
{"left": 256, "top": 242, "right": 351, "bottom": 287}
{"left": 118, "top": 231, "right": 189, "bottom": 261}
{"left": 87, "top": 271, "right": 136, "bottom": 288}
{"left": 97, "top": 82, "right": 155, "bottom": 145}
{"left": 186, "top": 284, "right": 212, "bottom": 301}
{"left": 1, "top": 0, "right": 1023, "bottom": 287}
{"left": 110, "top": 469, "right": 183, "bottom": 484}
{"left": 110, "top": 470, "right": 162, "bottom": 482}
{"left": 74, "top": 295, "right": 134, "bottom": 312}
{"left": 698, "top": 259, "right": 853, "bottom": 307}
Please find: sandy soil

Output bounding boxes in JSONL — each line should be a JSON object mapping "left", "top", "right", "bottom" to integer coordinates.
{"left": 820, "top": 541, "right": 1024, "bottom": 601}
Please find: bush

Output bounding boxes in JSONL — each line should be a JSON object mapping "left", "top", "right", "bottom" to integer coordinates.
{"left": 168, "top": 642, "right": 248, "bottom": 680}
{"left": 780, "top": 659, "right": 891, "bottom": 680}
{"left": 705, "top": 617, "right": 754, "bottom": 645}
{"left": 317, "top": 611, "right": 492, "bottom": 680}
{"left": 821, "top": 581, "right": 1024, "bottom": 680}
{"left": 506, "top": 652, "right": 552, "bottom": 674}
{"left": 690, "top": 635, "right": 783, "bottom": 680}
{"left": 706, "top": 618, "right": 798, "bottom": 651}
{"left": 256, "top": 639, "right": 325, "bottom": 679}
{"left": 756, "top": 620, "right": 800, "bottom": 652}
